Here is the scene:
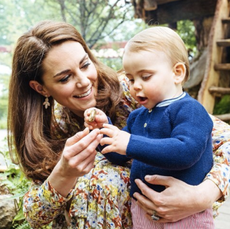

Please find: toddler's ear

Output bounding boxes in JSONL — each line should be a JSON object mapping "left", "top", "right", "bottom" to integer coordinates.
{"left": 173, "top": 63, "right": 186, "bottom": 84}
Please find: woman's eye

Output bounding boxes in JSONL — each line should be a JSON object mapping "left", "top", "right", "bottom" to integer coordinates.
{"left": 60, "top": 74, "right": 71, "bottom": 82}
{"left": 82, "top": 62, "right": 90, "bottom": 69}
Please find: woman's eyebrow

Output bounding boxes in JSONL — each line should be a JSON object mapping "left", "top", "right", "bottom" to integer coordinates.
{"left": 53, "top": 69, "right": 70, "bottom": 78}
{"left": 80, "top": 53, "right": 88, "bottom": 63}
{"left": 53, "top": 54, "right": 88, "bottom": 78}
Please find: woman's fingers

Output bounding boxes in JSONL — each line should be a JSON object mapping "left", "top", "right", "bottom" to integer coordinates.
{"left": 65, "top": 128, "right": 100, "bottom": 157}
{"left": 145, "top": 174, "right": 174, "bottom": 187}
{"left": 75, "top": 146, "right": 97, "bottom": 174}
{"left": 134, "top": 178, "right": 161, "bottom": 209}
{"left": 70, "top": 130, "right": 102, "bottom": 164}
{"left": 133, "top": 191, "right": 156, "bottom": 215}
{"left": 59, "top": 128, "right": 103, "bottom": 178}
{"left": 134, "top": 178, "right": 170, "bottom": 222}
{"left": 138, "top": 175, "right": 180, "bottom": 205}
{"left": 66, "top": 127, "right": 90, "bottom": 146}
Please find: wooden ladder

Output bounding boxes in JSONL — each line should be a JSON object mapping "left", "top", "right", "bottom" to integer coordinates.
{"left": 198, "top": 0, "right": 230, "bottom": 121}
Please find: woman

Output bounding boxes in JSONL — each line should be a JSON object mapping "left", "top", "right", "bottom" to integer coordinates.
{"left": 8, "top": 20, "right": 229, "bottom": 228}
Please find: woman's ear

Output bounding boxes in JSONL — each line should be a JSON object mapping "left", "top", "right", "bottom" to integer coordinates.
{"left": 29, "top": 80, "right": 49, "bottom": 96}
{"left": 172, "top": 63, "right": 186, "bottom": 84}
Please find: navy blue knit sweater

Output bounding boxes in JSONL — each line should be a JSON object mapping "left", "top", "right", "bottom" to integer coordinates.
{"left": 104, "top": 92, "right": 213, "bottom": 197}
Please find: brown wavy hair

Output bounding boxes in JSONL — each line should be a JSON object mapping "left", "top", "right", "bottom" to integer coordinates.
{"left": 8, "top": 20, "right": 122, "bottom": 182}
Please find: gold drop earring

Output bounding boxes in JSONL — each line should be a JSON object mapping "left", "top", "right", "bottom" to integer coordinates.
{"left": 43, "top": 95, "right": 50, "bottom": 109}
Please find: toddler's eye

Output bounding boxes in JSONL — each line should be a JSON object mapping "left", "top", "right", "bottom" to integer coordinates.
{"left": 142, "top": 75, "right": 151, "bottom": 80}
{"left": 128, "top": 79, "right": 134, "bottom": 84}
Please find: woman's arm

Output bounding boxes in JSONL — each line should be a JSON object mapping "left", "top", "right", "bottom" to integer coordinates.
{"left": 207, "top": 115, "right": 230, "bottom": 201}
{"left": 23, "top": 180, "right": 72, "bottom": 228}
{"left": 23, "top": 128, "right": 102, "bottom": 227}
{"left": 134, "top": 115, "right": 230, "bottom": 222}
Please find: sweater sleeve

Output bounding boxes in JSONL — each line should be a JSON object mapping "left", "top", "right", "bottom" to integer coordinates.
{"left": 126, "top": 100, "right": 213, "bottom": 170}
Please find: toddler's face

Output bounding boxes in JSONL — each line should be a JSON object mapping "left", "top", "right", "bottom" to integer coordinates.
{"left": 123, "top": 49, "right": 182, "bottom": 110}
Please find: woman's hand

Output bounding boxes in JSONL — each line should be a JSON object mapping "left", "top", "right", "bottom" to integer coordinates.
{"left": 133, "top": 175, "right": 221, "bottom": 223}
{"left": 48, "top": 127, "right": 102, "bottom": 196}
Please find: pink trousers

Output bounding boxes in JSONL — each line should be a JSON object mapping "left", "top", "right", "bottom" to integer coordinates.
{"left": 131, "top": 199, "right": 215, "bottom": 229}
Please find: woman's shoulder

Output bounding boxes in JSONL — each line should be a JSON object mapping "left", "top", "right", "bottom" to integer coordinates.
{"left": 53, "top": 102, "right": 82, "bottom": 137}
{"left": 118, "top": 71, "right": 139, "bottom": 111}
{"left": 54, "top": 102, "right": 68, "bottom": 131}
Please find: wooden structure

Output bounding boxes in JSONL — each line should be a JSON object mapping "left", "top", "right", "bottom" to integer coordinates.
{"left": 131, "top": 0, "right": 230, "bottom": 121}
{"left": 198, "top": 0, "right": 230, "bottom": 120}
{"left": 132, "top": 0, "right": 218, "bottom": 24}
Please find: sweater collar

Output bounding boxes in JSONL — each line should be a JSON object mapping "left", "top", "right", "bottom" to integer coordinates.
{"left": 156, "top": 92, "right": 186, "bottom": 108}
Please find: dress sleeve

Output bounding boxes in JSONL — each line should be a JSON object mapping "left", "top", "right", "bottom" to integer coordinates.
{"left": 23, "top": 179, "right": 73, "bottom": 228}
{"left": 205, "top": 115, "right": 230, "bottom": 217}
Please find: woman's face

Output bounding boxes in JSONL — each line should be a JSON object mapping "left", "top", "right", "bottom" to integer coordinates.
{"left": 41, "top": 41, "right": 98, "bottom": 117}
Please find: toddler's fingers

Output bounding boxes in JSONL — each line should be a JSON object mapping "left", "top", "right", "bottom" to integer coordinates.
{"left": 100, "top": 127, "right": 114, "bottom": 137}
{"left": 100, "top": 137, "right": 113, "bottom": 146}
{"left": 101, "top": 145, "right": 114, "bottom": 154}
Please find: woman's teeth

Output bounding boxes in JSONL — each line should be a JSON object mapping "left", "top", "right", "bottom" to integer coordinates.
{"left": 75, "top": 89, "right": 91, "bottom": 98}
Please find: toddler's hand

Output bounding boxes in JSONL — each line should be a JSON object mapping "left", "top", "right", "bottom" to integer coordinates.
{"left": 84, "top": 107, "right": 108, "bottom": 130}
{"left": 100, "top": 124, "right": 130, "bottom": 155}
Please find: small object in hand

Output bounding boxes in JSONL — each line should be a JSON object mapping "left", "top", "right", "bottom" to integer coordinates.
{"left": 88, "top": 109, "right": 96, "bottom": 122}
{"left": 151, "top": 210, "right": 160, "bottom": 221}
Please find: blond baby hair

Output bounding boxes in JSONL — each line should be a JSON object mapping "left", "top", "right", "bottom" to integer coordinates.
{"left": 124, "top": 26, "right": 190, "bottom": 82}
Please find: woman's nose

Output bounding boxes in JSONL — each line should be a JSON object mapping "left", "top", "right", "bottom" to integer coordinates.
{"left": 75, "top": 74, "right": 90, "bottom": 88}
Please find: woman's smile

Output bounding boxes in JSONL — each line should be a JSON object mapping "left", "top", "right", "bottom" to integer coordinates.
{"left": 74, "top": 87, "right": 92, "bottom": 98}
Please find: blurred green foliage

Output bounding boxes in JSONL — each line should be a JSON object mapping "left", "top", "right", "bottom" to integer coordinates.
{"left": 213, "top": 95, "right": 230, "bottom": 115}
{"left": 0, "top": 139, "right": 51, "bottom": 228}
